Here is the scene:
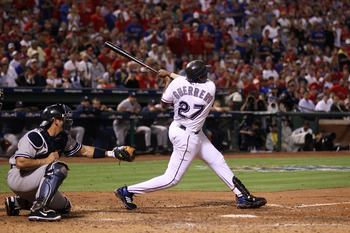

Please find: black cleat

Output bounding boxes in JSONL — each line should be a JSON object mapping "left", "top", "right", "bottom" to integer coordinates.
{"left": 29, "top": 207, "right": 61, "bottom": 221}
{"left": 236, "top": 195, "right": 267, "bottom": 209}
{"left": 115, "top": 186, "right": 137, "bottom": 210}
{"left": 5, "top": 196, "right": 20, "bottom": 216}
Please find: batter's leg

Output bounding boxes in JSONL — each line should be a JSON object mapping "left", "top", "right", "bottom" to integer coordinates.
{"left": 127, "top": 124, "right": 200, "bottom": 194}
{"left": 196, "top": 132, "right": 242, "bottom": 196}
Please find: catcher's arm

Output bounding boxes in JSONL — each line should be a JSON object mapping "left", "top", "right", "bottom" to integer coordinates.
{"left": 76, "top": 145, "right": 135, "bottom": 162}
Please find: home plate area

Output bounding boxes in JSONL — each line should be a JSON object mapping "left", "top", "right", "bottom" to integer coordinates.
{"left": 1, "top": 188, "right": 350, "bottom": 233}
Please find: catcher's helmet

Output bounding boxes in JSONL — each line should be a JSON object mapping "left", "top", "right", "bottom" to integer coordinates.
{"left": 40, "top": 103, "right": 73, "bottom": 130}
{"left": 185, "top": 60, "right": 211, "bottom": 82}
{"left": 0, "top": 90, "right": 3, "bottom": 110}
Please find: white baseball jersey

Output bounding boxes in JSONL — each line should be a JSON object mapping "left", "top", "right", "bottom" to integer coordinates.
{"left": 161, "top": 75, "right": 215, "bottom": 132}
{"left": 128, "top": 74, "right": 242, "bottom": 198}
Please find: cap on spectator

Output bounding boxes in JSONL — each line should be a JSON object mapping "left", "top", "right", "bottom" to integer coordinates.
{"left": 8, "top": 43, "right": 14, "bottom": 49}
{"left": 273, "top": 38, "right": 279, "bottom": 43}
{"left": 87, "top": 47, "right": 93, "bottom": 51}
{"left": 192, "top": 22, "right": 199, "bottom": 27}
{"left": 31, "top": 58, "right": 37, "bottom": 63}
{"left": 193, "top": 12, "right": 200, "bottom": 19}
{"left": 151, "top": 43, "right": 157, "bottom": 48}
{"left": 140, "top": 67, "right": 147, "bottom": 72}
{"left": 19, "top": 42, "right": 27, "bottom": 48}
{"left": 49, "top": 38, "right": 56, "bottom": 43}
{"left": 59, "top": 27, "right": 65, "bottom": 32}
{"left": 244, "top": 64, "right": 250, "bottom": 68}
{"left": 346, "top": 39, "right": 350, "bottom": 44}
{"left": 31, "top": 50, "right": 39, "bottom": 56}
{"left": 15, "top": 100, "right": 24, "bottom": 108}
{"left": 19, "top": 54, "right": 26, "bottom": 59}
{"left": 148, "top": 99, "right": 156, "bottom": 105}
{"left": 11, "top": 51, "right": 18, "bottom": 56}
{"left": 51, "top": 68, "right": 57, "bottom": 72}
{"left": 232, "top": 92, "right": 242, "bottom": 102}
{"left": 63, "top": 69, "right": 70, "bottom": 74}
{"left": 253, "top": 78, "right": 260, "bottom": 84}
{"left": 129, "top": 91, "right": 137, "bottom": 97}
{"left": 81, "top": 96, "right": 89, "bottom": 102}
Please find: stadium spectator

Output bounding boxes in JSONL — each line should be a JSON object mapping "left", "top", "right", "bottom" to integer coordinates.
{"left": 315, "top": 93, "right": 332, "bottom": 112}
{"left": 298, "top": 91, "right": 316, "bottom": 113}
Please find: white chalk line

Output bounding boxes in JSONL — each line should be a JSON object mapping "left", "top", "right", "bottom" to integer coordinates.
{"left": 296, "top": 202, "right": 350, "bottom": 208}
{"left": 266, "top": 202, "right": 350, "bottom": 208}
{"left": 221, "top": 214, "right": 257, "bottom": 218}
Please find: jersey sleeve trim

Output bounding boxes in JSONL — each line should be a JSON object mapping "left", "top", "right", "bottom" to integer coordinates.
{"left": 65, "top": 142, "right": 82, "bottom": 157}
{"left": 14, "top": 154, "right": 31, "bottom": 160}
{"left": 161, "top": 97, "right": 172, "bottom": 103}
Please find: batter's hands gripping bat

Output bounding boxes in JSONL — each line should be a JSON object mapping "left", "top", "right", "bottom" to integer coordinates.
{"left": 104, "top": 41, "right": 159, "bottom": 74}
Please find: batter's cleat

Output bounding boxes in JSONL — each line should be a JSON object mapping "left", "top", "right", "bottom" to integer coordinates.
{"left": 236, "top": 195, "right": 267, "bottom": 209}
{"left": 29, "top": 207, "right": 61, "bottom": 221}
{"left": 115, "top": 186, "right": 137, "bottom": 210}
{"left": 5, "top": 196, "right": 20, "bottom": 216}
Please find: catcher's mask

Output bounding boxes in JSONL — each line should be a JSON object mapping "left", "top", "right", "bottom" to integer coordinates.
{"left": 185, "top": 60, "right": 211, "bottom": 83}
{"left": 40, "top": 103, "right": 73, "bottom": 130}
{"left": 0, "top": 90, "right": 3, "bottom": 110}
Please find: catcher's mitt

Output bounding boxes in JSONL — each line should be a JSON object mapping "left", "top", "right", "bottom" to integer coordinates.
{"left": 113, "top": 146, "right": 136, "bottom": 162}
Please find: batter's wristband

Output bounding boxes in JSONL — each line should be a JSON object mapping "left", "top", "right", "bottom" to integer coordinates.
{"left": 93, "top": 148, "right": 106, "bottom": 158}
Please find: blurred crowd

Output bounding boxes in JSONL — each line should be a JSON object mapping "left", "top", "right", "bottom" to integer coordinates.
{"left": 1, "top": 0, "right": 350, "bottom": 153}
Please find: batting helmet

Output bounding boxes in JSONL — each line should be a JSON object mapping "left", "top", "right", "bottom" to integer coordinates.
{"left": 40, "top": 103, "right": 73, "bottom": 130}
{"left": 185, "top": 60, "right": 211, "bottom": 82}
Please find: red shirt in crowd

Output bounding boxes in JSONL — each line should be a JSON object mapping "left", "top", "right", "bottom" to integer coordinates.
{"left": 98, "top": 54, "right": 113, "bottom": 67}
{"left": 90, "top": 12, "right": 106, "bottom": 32}
{"left": 188, "top": 37, "right": 204, "bottom": 55}
{"left": 328, "top": 84, "right": 349, "bottom": 100}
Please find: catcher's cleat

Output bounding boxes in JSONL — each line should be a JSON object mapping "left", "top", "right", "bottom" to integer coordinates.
{"left": 115, "top": 186, "right": 137, "bottom": 210}
{"left": 236, "top": 195, "right": 267, "bottom": 209}
{"left": 29, "top": 207, "right": 61, "bottom": 221}
{"left": 5, "top": 196, "right": 20, "bottom": 216}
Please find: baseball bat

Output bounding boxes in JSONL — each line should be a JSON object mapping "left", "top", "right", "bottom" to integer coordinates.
{"left": 104, "top": 41, "right": 159, "bottom": 74}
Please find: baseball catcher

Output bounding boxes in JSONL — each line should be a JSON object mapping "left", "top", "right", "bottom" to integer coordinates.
{"left": 5, "top": 103, "right": 135, "bottom": 221}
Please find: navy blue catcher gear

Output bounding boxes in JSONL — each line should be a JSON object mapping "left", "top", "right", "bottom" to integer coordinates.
{"left": 40, "top": 103, "right": 73, "bottom": 130}
{"left": 185, "top": 60, "right": 211, "bottom": 83}
{"left": 31, "top": 162, "right": 68, "bottom": 211}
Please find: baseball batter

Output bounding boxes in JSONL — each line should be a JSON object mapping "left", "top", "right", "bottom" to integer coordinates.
{"left": 5, "top": 103, "right": 135, "bottom": 221}
{"left": 115, "top": 60, "right": 267, "bottom": 210}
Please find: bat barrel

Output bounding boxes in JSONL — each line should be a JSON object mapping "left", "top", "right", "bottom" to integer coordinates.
{"left": 104, "top": 41, "right": 159, "bottom": 74}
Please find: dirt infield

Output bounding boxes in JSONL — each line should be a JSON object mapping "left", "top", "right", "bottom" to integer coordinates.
{"left": 1, "top": 152, "right": 350, "bottom": 232}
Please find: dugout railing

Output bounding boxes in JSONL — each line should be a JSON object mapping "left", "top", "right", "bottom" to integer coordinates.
{"left": 1, "top": 110, "right": 350, "bottom": 152}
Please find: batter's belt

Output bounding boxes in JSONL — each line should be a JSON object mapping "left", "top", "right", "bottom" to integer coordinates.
{"left": 177, "top": 124, "right": 200, "bottom": 134}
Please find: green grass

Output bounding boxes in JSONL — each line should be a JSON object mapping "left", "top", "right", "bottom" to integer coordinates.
{"left": 1, "top": 156, "right": 349, "bottom": 193}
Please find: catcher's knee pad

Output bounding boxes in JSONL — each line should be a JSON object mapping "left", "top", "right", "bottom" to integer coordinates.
{"left": 33, "top": 162, "right": 68, "bottom": 210}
